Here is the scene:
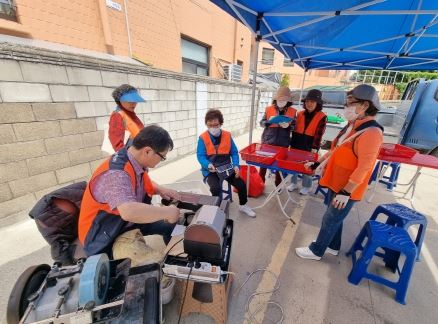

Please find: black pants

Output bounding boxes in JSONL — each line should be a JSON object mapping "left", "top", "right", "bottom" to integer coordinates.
{"left": 206, "top": 173, "right": 248, "bottom": 205}
{"left": 259, "top": 167, "right": 282, "bottom": 186}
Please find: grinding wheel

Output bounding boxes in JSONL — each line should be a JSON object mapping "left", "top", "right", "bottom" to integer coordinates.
{"left": 78, "top": 253, "right": 110, "bottom": 308}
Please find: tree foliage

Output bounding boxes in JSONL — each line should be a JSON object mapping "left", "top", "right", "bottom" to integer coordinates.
{"left": 280, "top": 74, "right": 290, "bottom": 86}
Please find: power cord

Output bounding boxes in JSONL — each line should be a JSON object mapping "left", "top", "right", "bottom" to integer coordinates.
{"left": 177, "top": 263, "right": 193, "bottom": 324}
{"left": 234, "top": 268, "right": 284, "bottom": 324}
{"left": 161, "top": 238, "right": 184, "bottom": 266}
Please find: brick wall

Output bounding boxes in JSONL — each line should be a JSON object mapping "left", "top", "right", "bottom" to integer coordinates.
{"left": 0, "top": 43, "right": 262, "bottom": 222}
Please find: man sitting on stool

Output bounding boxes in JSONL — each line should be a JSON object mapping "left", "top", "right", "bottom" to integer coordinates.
{"left": 197, "top": 109, "right": 256, "bottom": 218}
{"left": 78, "top": 125, "right": 181, "bottom": 258}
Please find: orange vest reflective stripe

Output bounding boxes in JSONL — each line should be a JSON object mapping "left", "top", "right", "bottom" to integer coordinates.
{"left": 117, "top": 110, "right": 142, "bottom": 139}
{"left": 78, "top": 152, "right": 154, "bottom": 245}
{"left": 294, "top": 110, "right": 326, "bottom": 136}
{"left": 319, "top": 129, "right": 373, "bottom": 200}
{"left": 200, "top": 130, "right": 232, "bottom": 155}
{"left": 265, "top": 105, "right": 297, "bottom": 128}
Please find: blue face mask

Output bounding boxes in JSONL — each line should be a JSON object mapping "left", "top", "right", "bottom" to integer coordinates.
{"left": 208, "top": 127, "right": 221, "bottom": 137}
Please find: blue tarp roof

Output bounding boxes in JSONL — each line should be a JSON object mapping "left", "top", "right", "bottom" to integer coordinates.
{"left": 210, "top": 0, "right": 438, "bottom": 70}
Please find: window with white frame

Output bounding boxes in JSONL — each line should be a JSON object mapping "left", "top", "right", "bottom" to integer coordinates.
{"left": 0, "top": 0, "right": 16, "bottom": 21}
{"left": 283, "top": 57, "right": 294, "bottom": 67}
{"left": 181, "top": 37, "right": 209, "bottom": 76}
{"left": 261, "top": 48, "right": 275, "bottom": 65}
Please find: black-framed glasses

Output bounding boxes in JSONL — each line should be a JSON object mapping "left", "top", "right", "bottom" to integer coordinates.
{"left": 344, "top": 100, "right": 363, "bottom": 108}
{"left": 154, "top": 151, "right": 166, "bottom": 161}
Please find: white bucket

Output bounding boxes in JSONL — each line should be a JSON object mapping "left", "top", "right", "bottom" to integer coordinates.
{"left": 161, "top": 277, "right": 176, "bottom": 305}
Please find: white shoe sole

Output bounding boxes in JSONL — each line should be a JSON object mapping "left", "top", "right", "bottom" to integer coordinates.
{"left": 295, "top": 248, "right": 321, "bottom": 260}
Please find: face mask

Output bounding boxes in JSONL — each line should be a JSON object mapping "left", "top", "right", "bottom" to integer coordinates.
{"left": 343, "top": 106, "right": 359, "bottom": 121}
{"left": 208, "top": 127, "right": 221, "bottom": 137}
{"left": 276, "top": 100, "right": 287, "bottom": 108}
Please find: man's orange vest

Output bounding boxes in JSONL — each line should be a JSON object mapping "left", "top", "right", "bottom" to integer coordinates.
{"left": 319, "top": 120, "right": 382, "bottom": 200}
{"left": 78, "top": 148, "right": 154, "bottom": 255}
{"left": 265, "top": 105, "right": 296, "bottom": 128}
{"left": 294, "top": 110, "right": 326, "bottom": 136}
{"left": 116, "top": 109, "right": 143, "bottom": 139}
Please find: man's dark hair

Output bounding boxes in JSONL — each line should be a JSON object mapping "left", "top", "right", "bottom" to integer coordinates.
{"left": 112, "top": 84, "right": 137, "bottom": 105}
{"left": 133, "top": 124, "right": 174, "bottom": 152}
{"left": 205, "top": 109, "right": 224, "bottom": 125}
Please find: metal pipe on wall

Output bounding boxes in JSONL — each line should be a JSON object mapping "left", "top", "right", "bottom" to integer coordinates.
{"left": 123, "top": 0, "right": 133, "bottom": 57}
{"left": 97, "top": 0, "right": 115, "bottom": 54}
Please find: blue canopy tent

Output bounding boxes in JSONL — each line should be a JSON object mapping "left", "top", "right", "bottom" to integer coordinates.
{"left": 210, "top": 0, "right": 438, "bottom": 143}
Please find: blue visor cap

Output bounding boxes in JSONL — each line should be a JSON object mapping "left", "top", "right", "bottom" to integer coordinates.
{"left": 119, "top": 90, "right": 145, "bottom": 103}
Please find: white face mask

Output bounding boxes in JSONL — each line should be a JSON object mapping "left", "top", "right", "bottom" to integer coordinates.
{"left": 343, "top": 105, "right": 359, "bottom": 121}
{"left": 208, "top": 127, "right": 221, "bottom": 137}
{"left": 276, "top": 100, "right": 287, "bottom": 108}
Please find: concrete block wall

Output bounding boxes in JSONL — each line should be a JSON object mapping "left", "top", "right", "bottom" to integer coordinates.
{"left": 0, "top": 45, "right": 265, "bottom": 222}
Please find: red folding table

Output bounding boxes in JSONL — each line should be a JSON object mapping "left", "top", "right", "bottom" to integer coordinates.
{"left": 368, "top": 144, "right": 438, "bottom": 203}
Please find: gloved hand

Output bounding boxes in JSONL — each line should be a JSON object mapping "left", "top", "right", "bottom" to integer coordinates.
{"left": 208, "top": 163, "right": 216, "bottom": 172}
{"left": 304, "top": 161, "right": 320, "bottom": 171}
{"left": 332, "top": 189, "right": 351, "bottom": 209}
{"left": 234, "top": 166, "right": 240, "bottom": 178}
{"left": 279, "top": 122, "right": 289, "bottom": 128}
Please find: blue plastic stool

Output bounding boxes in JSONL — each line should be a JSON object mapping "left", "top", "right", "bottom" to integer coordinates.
{"left": 220, "top": 179, "right": 233, "bottom": 202}
{"left": 369, "top": 162, "right": 401, "bottom": 191}
{"left": 347, "top": 220, "right": 417, "bottom": 304}
{"left": 370, "top": 203, "right": 427, "bottom": 267}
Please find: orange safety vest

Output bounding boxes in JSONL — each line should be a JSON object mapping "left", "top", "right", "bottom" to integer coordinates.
{"left": 78, "top": 148, "right": 154, "bottom": 254}
{"left": 265, "top": 105, "right": 296, "bottom": 128}
{"left": 117, "top": 109, "right": 143, "bottom": 139}
{"left": 319, "top": 125, "right": 381, "bottom": 200}
{"left": 294, "top": 110, "right": 326, "bottom": 136}
{"left": 200, "top": 130, "right": 232, "bottom": 155}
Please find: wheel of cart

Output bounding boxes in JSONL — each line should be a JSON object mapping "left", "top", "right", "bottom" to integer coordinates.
{"left": 7, "top": 264, "right": 51, "bottom": 324}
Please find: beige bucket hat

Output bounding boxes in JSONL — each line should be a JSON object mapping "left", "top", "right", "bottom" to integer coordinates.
{"left": 273, "top": 86, "right": 292, "bottom": 102}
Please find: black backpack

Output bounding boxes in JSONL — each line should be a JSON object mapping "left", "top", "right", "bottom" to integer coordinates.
{"left": 28, "top": 181, "right": 87, "bottom": 265}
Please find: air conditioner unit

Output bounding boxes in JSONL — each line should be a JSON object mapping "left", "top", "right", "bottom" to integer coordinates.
{"left": 223, "top": 64, "right": 242, "bottom": 82}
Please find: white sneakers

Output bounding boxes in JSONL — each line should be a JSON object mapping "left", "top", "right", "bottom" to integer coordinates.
{"left": 287, "top": 183, "right": 311, "bottom": 195}
{"left": 312, "top": 241, "right": 339, "bottom": 256}
{"left": 299, "top": 187, "right": 310, "bottom": 195}
{"left": 287, "top": 183, "right": 298, "bottom": 192}
{"left": 295, "top": 247, "right": 321, "bottom": 260}
{"left": 239, "top": 204, "right": 256, "bottom": 218}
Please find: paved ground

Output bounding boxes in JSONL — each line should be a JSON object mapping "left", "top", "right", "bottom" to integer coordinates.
{"left": 1, "top": 130, "right": 437, "bottom": 324}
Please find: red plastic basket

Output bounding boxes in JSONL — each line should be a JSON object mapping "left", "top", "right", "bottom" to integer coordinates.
{"left": 379, "top": 144, "right": 417, "bottom": 159}
{"left": 240, "top": 143, "right": 283, "bottom": 165}
{"left": 276, "top": 148, "right": 318, "bottom": 174}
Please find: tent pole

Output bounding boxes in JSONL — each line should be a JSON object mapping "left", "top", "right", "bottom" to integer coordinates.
{"left": 247, "top": 15, "right": 262, "bottom": 193}
{"left": 298, "top": 69, "right": 308, "bottom": 104}
{"left": 248, "top": 37, "right": 260, "bottom": 145}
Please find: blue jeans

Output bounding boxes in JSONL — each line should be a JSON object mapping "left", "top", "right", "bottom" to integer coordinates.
{"left": 291, "top": 173, "right": 312, "bottom": 188}
{"left": 309, "top": 189, "right": 356, "bottom": 257}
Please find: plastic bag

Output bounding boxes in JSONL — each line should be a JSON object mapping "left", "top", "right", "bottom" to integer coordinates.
{"left": 234, "top": 165, "right": 265, "bottom": 197}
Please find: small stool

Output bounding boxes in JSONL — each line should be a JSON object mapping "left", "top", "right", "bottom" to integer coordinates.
{"left": 180, "top": 275, "right": 232, "bottom": 324}
{"left": 369, "top": 162, "right": 401, "bottom": 191}
{"left": 347, "top": 220, "right": 417, "bottom": 304}
{"left": 370, "top": 203, "right": 427, "bottom": 267}
{"left": 220, "top": 180, "right": 233, "bottom": 202}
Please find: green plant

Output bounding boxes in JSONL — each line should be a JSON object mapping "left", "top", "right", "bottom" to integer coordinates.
{"left": 280, "top": 74, "right": 290, "bottom": 86}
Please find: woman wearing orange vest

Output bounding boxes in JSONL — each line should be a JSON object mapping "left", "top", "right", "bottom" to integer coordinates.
{"left": 108, "top": 84, "right": 145, "bottom": 152}
{"left": 259, "top": 86, "right": 297, "bottom": 188}
{"left": 197, "top": 109, "right": 256, "bottom": 217}
{"left": 287, "top": 89, "right": 327, "bottom": 195}
{"left": 295, "top": 84, "right": 384, "bottom": 261}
